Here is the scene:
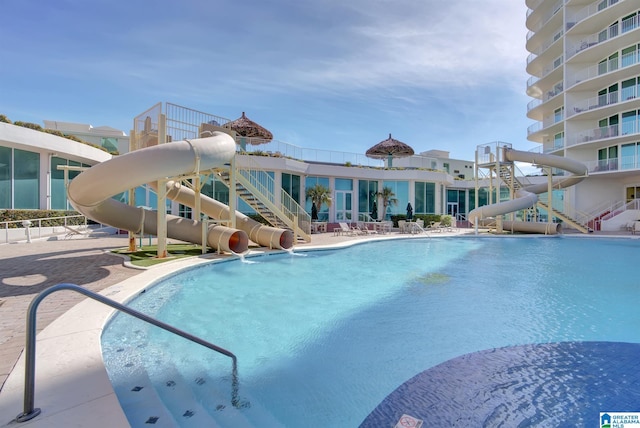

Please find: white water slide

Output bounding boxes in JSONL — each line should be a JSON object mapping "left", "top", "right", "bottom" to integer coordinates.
{"left": 68, "top": 132, "right": 293, "bottom": 253}
{"left": 468, "top": 148, "right": 588, "bottom": 234}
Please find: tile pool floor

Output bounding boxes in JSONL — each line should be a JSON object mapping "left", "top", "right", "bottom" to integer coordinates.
{"left": 0, "top": 227, "right": 635, "bottom": 427}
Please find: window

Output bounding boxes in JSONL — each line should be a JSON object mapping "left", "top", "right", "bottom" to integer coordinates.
{"left": 621, "top": 13, "right": 638, "bottom": 33}
{"left": 101, "top": 137, "right": 119, "bottom": 153}
{"left": 282, "top": 173, "right": 301, "bottom": 204}
{"left": 358, "top": 180, "right": 378, "bottom": 219}
{"left": 415, "top": 182, "right": 435, "bottom": 214}
{"left": 598, "top": 145, "right": 618, "bottom": 171}
{"left": 554, "top": 132, "right": 564, "bottom": 149}
{"left": 621, "top": 143, "right": 637, "bottom": 169}
{"left": 14, "top": 149, "right": 39, "bottom": 209}
{"left": 554, "top": 107, "right": 564, "bottom": 123}
{"left": 0, "top": 146, "right": 11, "bottom": 208}
{"left": 621, "top": 78, "right": 637, "bottom": 101}
{"left": 305, "top": 176, "right": 330, "bottom": 220}
{"left": 621, "top": 110, "right": 639, "bottom": 135}
{"left": 621, "top": 45, "right": 637, "bottom": 68}
{"left": 382, "top": 181, "right": 409, "bottom": 217}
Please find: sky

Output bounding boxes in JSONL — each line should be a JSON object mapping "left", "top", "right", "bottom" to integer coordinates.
{"left": 0, "top": 0, "right": 537, "bottom": 161}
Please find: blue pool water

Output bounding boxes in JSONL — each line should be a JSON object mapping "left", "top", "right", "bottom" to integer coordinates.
{"left": 102, "top": 237, "right": 640, "bottom": 427}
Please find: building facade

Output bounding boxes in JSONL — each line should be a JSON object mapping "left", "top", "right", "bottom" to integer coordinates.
{"left": 526, "top": 0, "right": 640, "bottom": 229}
{"left": 0, "top": 122, "right": 112, "bottom": 210}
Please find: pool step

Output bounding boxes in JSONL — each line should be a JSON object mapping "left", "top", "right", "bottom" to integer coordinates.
{"left": 112, "top": 363, "right": 178, "bottom": 427}
{"left": 148, "top": 363, "right": 220, "bottom": 427}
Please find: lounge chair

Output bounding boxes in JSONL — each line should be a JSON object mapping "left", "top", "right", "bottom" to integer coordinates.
{"left": 356, "top": 222, "right": 376, "bottom": 235}
{"left": 633, "top": 221, "right": 640, "bottom": 235}
{"left": 335, "top": 222, "right": 358, "bottom": 236}
{"left": 427, "top": 221, "right": 442, "bottom": 232}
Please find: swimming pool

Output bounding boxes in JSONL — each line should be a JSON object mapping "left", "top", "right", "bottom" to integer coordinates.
{"left": 102, "top": 237, "right": 640, "bottom": 427}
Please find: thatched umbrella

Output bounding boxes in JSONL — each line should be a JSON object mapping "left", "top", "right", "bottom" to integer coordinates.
{"left": 224, "top": 112, "right": 273, "bottom": 151}
{"left": 366, "top": 133, "right": 414, "bottom": 168}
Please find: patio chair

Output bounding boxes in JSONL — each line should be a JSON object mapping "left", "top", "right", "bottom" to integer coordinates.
{"left": 427, "top": 221, "right": 442, "bottom": 232}
{"left": 335, "top": 222, "right": 358, "bottom": 236}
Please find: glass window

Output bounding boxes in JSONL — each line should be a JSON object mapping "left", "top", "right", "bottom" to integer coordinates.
{"left": 621, "top": 45, "right": 636, "bottom": 68}
{"left": 0, "top": 146, "right": 11, "bottom": 208}
{"left": 305, "top": 176, "right": 330, "bottom": 217}
{"left": 334, "top": 178, "right": 352, "bottom": 191}
{"left": 621, "top": 78, "right": 637, "bottom": 101}
{"left": 621, "top": 143, "right": 636, "bottom": 169}
{"left": 14, "top": 149, "right": 39, "bottom": 209}
{"left": 622, "top": 110, "right": 638, "bottom": 135}
{"left": 554, "top": 132, "right": 564, "bottom": 149}
{"left": 101, "top": 137, "right": 119, "bottom": 153}
{"left": 50, "top": 157, "right": 67, "bottom": 209}
{"left": 358, "top": 180, "right": 378, "bottom": 219}
{"left": 415, "top": 182, "right": 435, "bottom": 214}
{"left": 382, "top": 181, "right": 408, "bottom": 217}
{"left": 282, "top": 173, "right": 301, "bottom": 204}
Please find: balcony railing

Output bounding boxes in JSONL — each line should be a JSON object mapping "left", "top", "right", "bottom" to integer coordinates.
{"left": 584, "top": 154, "right": 640, "bottom": 174}
{"left": 566, "top": 0, "right": 620, "bottom": 29}
{"left": 239, "top": 136, "right": 384, "bottom": 167}
{"left": 526, "top": 0, "right": 565, "bottom": 40}
{"left": 568, "top": 124, "right": 618, "bottom": 146}
{"left": 527, "top": 110, "right": 564, "bottom": 135}
{"left": 568, "top": 49, "right": 638, "bottom": 88}
{"left": 527, "top": 29, "right": 563, "bottom": 65}
{"left": 568, "top": 87, "right": 638, "bottom": 117}
{"left": 527, "top": 55, "right": 564, "bottom": 90}
{"left": 567, "top": 14, "right": 638, "bottom": 59}
{"left": 527, "top": 82, "right": 563, "bottom": 113}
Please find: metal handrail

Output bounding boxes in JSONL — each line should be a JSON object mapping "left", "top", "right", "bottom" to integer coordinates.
{"left": 15, "top": 283, "right": 241, "bottom": 423}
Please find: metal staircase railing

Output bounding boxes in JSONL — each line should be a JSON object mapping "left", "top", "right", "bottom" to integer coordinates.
{"left": 498, "top": 165, "right": 591, "bottom": 233}
{"left": 15, "top": 283, "right": 243, "bottom": 423}
{"left": 535, "top": 200, "right": 590, "bottom": 233}
{"left": 217, "top": 155, "right": 311, "bottom": 242}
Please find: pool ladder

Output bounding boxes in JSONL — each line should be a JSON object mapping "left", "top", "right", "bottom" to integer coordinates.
{"left": 15, "top": 283, "right": 242, "bottom": 423}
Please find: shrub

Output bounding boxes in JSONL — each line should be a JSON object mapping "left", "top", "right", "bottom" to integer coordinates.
{"left": 0, "top": 210, "right": 87, "bottom": 228}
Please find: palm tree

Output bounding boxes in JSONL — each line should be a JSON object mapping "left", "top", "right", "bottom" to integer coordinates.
{"left": 305, "top": 184, "right": 332, "bottom": 220}
{"left": 377, "top": 187, "right": 398, "bottom": 220}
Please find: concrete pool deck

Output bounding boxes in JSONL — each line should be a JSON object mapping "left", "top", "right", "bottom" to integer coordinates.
{"left": 0, "top": 226, "right": 634, "bottom": 426}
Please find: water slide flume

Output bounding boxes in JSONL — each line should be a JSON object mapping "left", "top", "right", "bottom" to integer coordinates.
{"left": 150, "top": 180, "right": 294, "bottom": 250}
{"left": 67, "top": 133, "right": 250, "bottom": 253}
{"left": 468, "top": 148, "right": 588, "bottom": 234}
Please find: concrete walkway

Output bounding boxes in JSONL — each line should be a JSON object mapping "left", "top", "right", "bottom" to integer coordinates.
{"left": 0, "top": 234, "right": 140, "bottom": 391}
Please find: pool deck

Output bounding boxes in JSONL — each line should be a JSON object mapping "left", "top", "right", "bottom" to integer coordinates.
{"left": 0, "top": 226, "right": 634, "bottom": 427}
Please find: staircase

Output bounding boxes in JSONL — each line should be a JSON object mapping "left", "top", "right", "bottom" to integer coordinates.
{"left": 499, "top": 164, "right": 591, "bottom": 234}
{"left": 216, "top": 167, "right": 311, "bottom": 243}
{"left": 536, "top": 200, "right": 591, "bottom": 233}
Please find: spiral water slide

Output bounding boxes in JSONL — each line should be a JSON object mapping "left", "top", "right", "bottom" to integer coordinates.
{"left": 468, "top": 148, "right": 588, "bottom": 234}
{"left": 68, "top": 132, "right": 291, "bottom": 253}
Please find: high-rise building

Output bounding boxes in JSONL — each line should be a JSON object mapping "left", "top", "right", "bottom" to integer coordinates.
{"left": 526, "top": 0, "right": 640, "bottom": 230}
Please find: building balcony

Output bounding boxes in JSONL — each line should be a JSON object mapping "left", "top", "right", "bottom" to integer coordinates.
{"left": 527, "top": 111, "right": 565, "bottom": 136}
{"left": 567, "top": 49, "right": 639, "bottom": 89}
{"left": 566, "top": 0, "right": 620, "bottom": 29}
{"left": 568, "top": 121, "right": 640, "bottom": 147}
{"left": 567, "top": 87, "right": 638, "bottom": 118}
